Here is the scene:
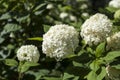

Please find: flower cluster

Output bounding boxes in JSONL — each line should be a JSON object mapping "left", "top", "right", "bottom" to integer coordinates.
{"left": 107, "top": 32, "right": 120, "bottom": 50}
{"left": 109, "top": 0, "right": 120, "bottom": 8}
{"left": 17, "top": 45, "right": 40, "bottom": 63}
{"left": 42, "top": 24, "right": 79, "bottom": 60}
{"left": 80, "top": 13, "right": 112, "bottom": 45}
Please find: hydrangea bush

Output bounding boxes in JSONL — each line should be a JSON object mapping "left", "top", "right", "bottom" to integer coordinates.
{"left": 0, "top": 0, "right": 120, "bottom": 80}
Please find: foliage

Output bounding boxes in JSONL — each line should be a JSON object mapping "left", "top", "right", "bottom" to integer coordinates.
{"left": 0, "top": 0, "right": 120, "bottom": 80}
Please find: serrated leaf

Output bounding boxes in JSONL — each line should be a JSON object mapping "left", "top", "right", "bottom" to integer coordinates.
{"left": 103, "top": 51, "right": 120, "bottom": 62}
{"left": 43, "top": 25, "right": 51, "bottom": 32}
{"left": 86, "top": 71, "right": 97, "bottom": 80}
{"left": 63, "top": 73, "right": 74, "bottom": 80}
{"left": 95, "top": 42, "right": 105, "bottom": 57}
{"left": 21, "top": 62, "right": 39, "bottom": 73}
{"left": 4, "top": 23, "right": 21, "bottom": 32}
{"left": 97, "top": 67, "right": 106, "bottom": 80}
{"left": 28, "top": 37, "right": 43, "bottom": 41}
{"left": 5, "top": 59, "right": 18, "bottom": 67}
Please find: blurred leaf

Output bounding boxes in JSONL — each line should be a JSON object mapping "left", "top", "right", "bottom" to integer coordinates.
{"left": 106, "top": 7, "right": 118, "bottom": 13}
{"left": 33, "top": 3, "right": 46, "bottom": 11}
{"left": 5, "top": 59, "right": 18, "bottom": 67}
{"left": 28, "top": 37, "right": 43, "bottom": 41}
{"left": 112, "top": 64, "right": 120, "bottom": 69}
{"left": 90, "top": 60, "right": 100, "bottom": 72}
{"left": 103, "top": 51, "right": 120, "bottom": 62}
{"left": 4, "top": 23, "right": 21, "bottom": 32}
{"left": 97, "top": 67, "right": 106, "bottom": 80}
{"left": 43, "top": 77, "right": 62, "bottom": 80}
{"left": 63, "top": 72, "right": 74, "bottom": 80}
{"left": 0, "top": 12, "right": 11, "bottom": 20}
{"left": 95, "top": 42, "right": 105, "bottom": 57}
{"left": 0, "top": 37, "right": 5, "bottom": 44}
{"left": 21, "top": 62, "right": 39, "bottom": 73}
{"left": 86, "top": 71, "right": 97, "bottom": 80}
{"left": 43, "top": 25, "right": 51, "bottom": 33}
{"left": 72, "top": 61, "right": 83, "bottom": 67}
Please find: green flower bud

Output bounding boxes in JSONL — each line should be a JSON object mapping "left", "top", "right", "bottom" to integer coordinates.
{"left": 114, "top": 9, "right": 120, "bottom": 20}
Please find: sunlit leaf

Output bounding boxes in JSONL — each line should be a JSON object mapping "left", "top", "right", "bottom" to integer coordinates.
{"left": 28, "top": 37, "right": 43, "bottom": 41}
{"left": 95, "top": 42, "right": 105, "bottom": 57}
{"left": 5, "top": 59, "right": 18, "bottom": 67}
{"left": 103, "top": 51, "right": 120, "bottom": 62}
{"left": 21, "top": 62, "right": 39, "bottom": 73}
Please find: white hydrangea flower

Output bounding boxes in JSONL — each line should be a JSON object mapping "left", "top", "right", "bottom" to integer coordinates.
{"left": 109, "top": 0, "right": 120, "bottom": 8}
{"left": 17, "top": 45, "right": 40, "bottom": 63}
{"left": 42, "top": 24, "right": 79, "bottom": 60}
{"left": 81, "top": 12, "right": 89, "bottom": 17}
{"left": 107, "top": 32, "right": 120, "bottom": 50}
{"left": 80, "top": 13, "right": 112, "bottom": 45}
{"left": 60, "top": 12, "right": 68, "bottom": 19}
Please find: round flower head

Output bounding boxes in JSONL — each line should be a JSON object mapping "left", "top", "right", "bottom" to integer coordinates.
{"left": 60, "top": 12, "right": 68, "bottom": 19}
{"left": 17, "top": 45, "right": 40, "bottom": 63}
{"left": 107, "top": 32, "right": 120, "bottom": 50}
{"left": 42, "top": 24, "right": 79, "bottom": 60}
{"left": 109, "top": 0, "right": 120, "bottom": 8}
{"left": 80, "top": 13, "right": 112, "bottom": 45}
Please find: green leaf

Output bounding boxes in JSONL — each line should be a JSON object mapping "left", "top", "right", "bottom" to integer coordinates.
{"left": 86, "top": 71, "right": 97, "bottom": 80}
{"left": 21, "top": 62, "right": 39, "bottom": 73}
{"left": 0, "top": 12, "right": 11, "bottom": 20}
{"left": 28, "top": 37, "right": 43, "bottom": 41}
{"left": 33, "top": 3, "right": 46, "bottom": 11}
{"left": 72, "top": 61, "right": 83, "bottom": 67}
{"left": 63, "top": 72, "right": 74, "bottom": 80}
{"left": 95, "top": 42, "right": 105, "bottom": 57}
{"left": 43, "top": 25, "right": 51, "bottom": 33}
{"left": 112, "top": 64, "right": 120, "bottom": 69}
{"left": 43, "top": 77, "right": 62, "bottom": 80}
{"left": 103, "top": 51, "right": 120, "bottom": 62}
{"left": 5, "top": 59, "right": 18, "bottom": 67}
{"left": 4, "top": 23, "right": 21, "bottom": 32}
{"left": 90, "top": 60, "right": 100, "bottom": 72}
{"left": 106, "top": 7, "right": 118, "bottom": 13}
{"left": 0, "top": 37, "right": 5, "bottom": 44}
{"left": 97, "top": 67, "right": 106, "bottom": 80}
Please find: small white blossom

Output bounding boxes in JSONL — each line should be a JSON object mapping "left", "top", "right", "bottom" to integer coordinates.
{"left": 46, "top": 4, "right": 53, "bottom": 9}
{"left": 81, "top": 12, "right": 89, "bottom": 17}
{"left": 17, "top": 45, "right": 40, "bottom": 63}
{"left": 60, "top": 12, "right": 68, "bottom": 19}
{"left": 69, "top": 15, "right": 77, "bottom": 21}
{"left": 80, "top": 4, "right": 88, "bottom": 9}
{"left": 109, "top": 0, "right": 120, "bottom": 8}
{"left": 107, "top": 32, "right": 120, "bottom": 50}
{"left": 80, "top": 13, "right": 112, "bottom": 45}
{"left": 42, "top": 24, "right": 79, "bottom": 60}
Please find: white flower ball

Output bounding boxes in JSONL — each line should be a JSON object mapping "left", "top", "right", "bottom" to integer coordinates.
{"left": 107, "top": 32, "right": 120, "bottom": 50}
{"left": 80, "top": 13, "right": 112, "bottom": 45}
{"left": 17, "top": 45, "right": 40, "bottom": 63}
{"left": 109, "top": 0, "right": 120, "bottom": 8}
{"left": 42, "top": 24, "right": 79, "bottom": 60}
